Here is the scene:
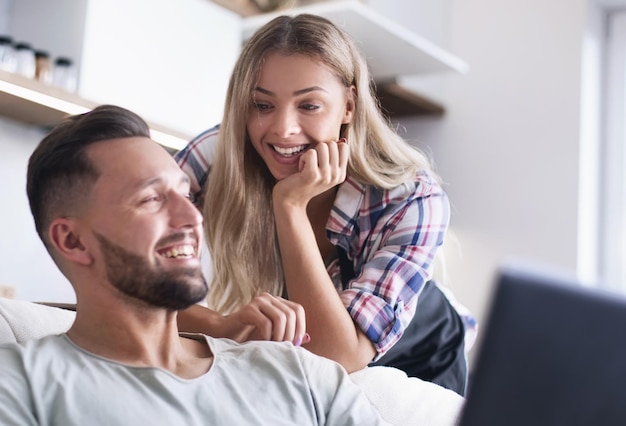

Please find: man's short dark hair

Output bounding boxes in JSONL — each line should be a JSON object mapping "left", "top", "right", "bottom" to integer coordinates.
{"left": 27, "top": 105, "right": 151, "bottom": 250}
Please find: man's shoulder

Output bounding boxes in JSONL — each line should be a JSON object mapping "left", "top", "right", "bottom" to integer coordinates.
{"left": 205, "top": 336, "right": 337, "bottom": 372}
{"left": 0, "top": 334, "right": 69, "bottom": 376}
{"left": 206, "top": 335, "right": 300, "bottom": 357}
{"left": 0, "top": 333, "right": 66, "bottom": 353}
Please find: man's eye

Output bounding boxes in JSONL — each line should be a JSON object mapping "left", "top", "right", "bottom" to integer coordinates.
{"left": 141, "top": 195, "right": 161, "bottom": 204}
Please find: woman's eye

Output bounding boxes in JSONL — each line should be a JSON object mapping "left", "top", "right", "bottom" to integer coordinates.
{"left": 253, "top": 102, "right": 272, "bottom": 111}
{"left": 301, "top": 103, "right": 320, "bottom": 111}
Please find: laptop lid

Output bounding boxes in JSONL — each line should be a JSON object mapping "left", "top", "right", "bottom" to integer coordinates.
{"left": 458, "top": 264, "right": 626, "bottom": 426}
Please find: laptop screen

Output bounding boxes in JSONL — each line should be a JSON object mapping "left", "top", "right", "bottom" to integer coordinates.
{"left": 458, "top": 265, "right": 626, "bottom": 426}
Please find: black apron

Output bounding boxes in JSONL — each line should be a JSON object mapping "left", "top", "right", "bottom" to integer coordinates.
{"left": 338, "top": 247, "right": 468, "bottom": 396}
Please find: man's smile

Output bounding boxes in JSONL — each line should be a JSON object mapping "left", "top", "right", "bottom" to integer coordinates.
{"left": 157, "top": 244, "right": 196, "bottom": 259}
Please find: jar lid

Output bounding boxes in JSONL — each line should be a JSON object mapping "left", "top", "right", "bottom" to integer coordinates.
{"left": 14, "top": 42, "right": 32, "bottom": 50}
{"left": 35, "top": 50, "right": 50, "bottom": 59}
{"left": 55, "top": 57, "right": 73, "bottom": 66}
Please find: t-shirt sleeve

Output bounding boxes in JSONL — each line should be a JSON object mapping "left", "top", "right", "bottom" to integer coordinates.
{"left": 297, "top": 348, "right": 391, "bottom": 426}
{"left": 173, "top": 124, "right": 220, "bottom": 209}
{"left": 0, "top": 344, "right": 38, "bottom": 426}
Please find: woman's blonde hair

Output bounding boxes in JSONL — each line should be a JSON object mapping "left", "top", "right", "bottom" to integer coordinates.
{"left": 204, "top": 13, "right": 436, "bottom": 313}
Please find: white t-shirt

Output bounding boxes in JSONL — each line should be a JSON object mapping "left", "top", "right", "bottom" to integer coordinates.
{"left": 0, "top": 334, "right": 390, "bottom": 425}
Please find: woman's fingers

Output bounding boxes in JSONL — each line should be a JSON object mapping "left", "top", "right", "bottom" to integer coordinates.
{"left": 280, "top": 138, "right": 349, "bottom": 206}
{"left": 308, "top": 139, "right": 349, "bottom": 184}
{"left": 236, "top": 293, "right": 307, "bottom": 345}
{"left": 338, "top": 138, "right": 349, "bottom": 181}
{"left": 273, "top": 297, "right": 307, "bottom": 343}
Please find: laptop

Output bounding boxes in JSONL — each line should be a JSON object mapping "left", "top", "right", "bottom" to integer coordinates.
{"left": 458, "top": 263, "right": 626, "bottom": 426}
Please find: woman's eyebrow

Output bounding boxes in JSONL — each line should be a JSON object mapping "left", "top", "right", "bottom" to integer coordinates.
{"left": 253, "top": 86, "right": 327, "bottom": 97}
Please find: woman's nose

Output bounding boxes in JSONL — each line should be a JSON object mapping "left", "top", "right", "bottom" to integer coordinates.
{"left": 270, "top": 107, "right": 300, "bottom": 138}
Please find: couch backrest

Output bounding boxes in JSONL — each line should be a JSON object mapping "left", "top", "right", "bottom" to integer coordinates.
{"left": 0, "top": 298, "right": 75, "bottom": 345}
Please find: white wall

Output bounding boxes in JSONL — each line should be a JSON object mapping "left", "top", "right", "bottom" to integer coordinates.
{"left": 10, "top": 0, "right": 87, "bottom": 66}
{"left": 0, "top": 0, "right": 72, "bottom": 301}
{"left": 0, "top": 0, "right": 10, "bottom": 31}
{"left": 0, "top": 117, "right": 75, "bottom": 302}
{"left": 79, "top": 0, "right": 240, "bottom": 135}
{"left": 394, "top": 0, "right": 591, "bottom": 349}
{"left": 366, "top": 1, "right": 604, "bottom": 366}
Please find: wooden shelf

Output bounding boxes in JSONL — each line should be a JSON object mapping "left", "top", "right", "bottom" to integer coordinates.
{"left": 242, "top": 0, "right": 466, "bottom": 117}
{"left": 375, "top": 80, "right": 445, "bottom": 117}
{"left": 0, "top": 69, "right": 94, "bottom": 127}
{"left": 0, "top": 69, "right": 192, "bottom": 150}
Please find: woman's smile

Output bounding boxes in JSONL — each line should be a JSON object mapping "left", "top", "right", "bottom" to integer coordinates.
{"left": 271, "top": 143, "right": 311, "bottom": 157}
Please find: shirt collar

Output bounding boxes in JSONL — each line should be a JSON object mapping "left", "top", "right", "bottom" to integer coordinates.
{"left": 326, "top": 175, "right": 366, "bottom": 247}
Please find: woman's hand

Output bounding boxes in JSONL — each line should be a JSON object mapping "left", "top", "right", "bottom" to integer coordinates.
{"left": 178, "top": 294, "right": 308, "bottom": 345}
{"left": 273, "top": 138, "right": 349, "bottom": 208}
{"left": 220, "top": 293, "right": 309, "bottom": 345}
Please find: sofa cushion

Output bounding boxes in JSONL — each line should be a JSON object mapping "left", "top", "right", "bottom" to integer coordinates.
{"left": 0, "top": 298, "right": 75, "bottom": 345}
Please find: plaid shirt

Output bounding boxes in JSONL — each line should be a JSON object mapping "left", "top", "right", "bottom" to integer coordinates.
{"left": 175, "top": 126, "right": 476, "bottom": 359}
{"left": 327, "top": 170, "right": 453, "bottom": 357}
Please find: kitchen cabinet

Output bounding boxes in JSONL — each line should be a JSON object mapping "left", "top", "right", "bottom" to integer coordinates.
{"left": 5, "top": 0, "right": 241, "bottom": 145}
{"left": 242, "top": 0, "right": 468, "bottom": 117}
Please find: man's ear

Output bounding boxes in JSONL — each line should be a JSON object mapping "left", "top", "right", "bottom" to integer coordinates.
{"left": 48, "top": 219, "right": 93, "bottom": 266}
{"left": 342, "top": 86, "right": 357, "bottom": 124}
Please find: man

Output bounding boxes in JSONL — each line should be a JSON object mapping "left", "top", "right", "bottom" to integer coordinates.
{"left": 0, "top": 105, "right": 389, "bottom": 425}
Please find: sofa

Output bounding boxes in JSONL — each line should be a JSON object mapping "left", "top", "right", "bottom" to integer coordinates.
{"left": 0, "top": 297, "right": 465, "bottom": 426}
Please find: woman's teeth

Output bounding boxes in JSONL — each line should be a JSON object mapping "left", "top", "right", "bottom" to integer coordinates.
{"left": 272, "top": 145, "right": 307, "bottom": 156}
{"left": 161, "top": 245, "right": 195, "bottom": 258}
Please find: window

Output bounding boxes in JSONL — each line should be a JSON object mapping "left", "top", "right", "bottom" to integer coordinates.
{"left": 599, "top": 9, "right": 626, "bottom": 292}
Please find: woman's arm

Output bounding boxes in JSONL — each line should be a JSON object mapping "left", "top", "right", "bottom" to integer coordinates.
{"left": 272, "top": 140, "right": 376, "bottom": 372}
{"left": 177, "top": 293, "right": 308, "bottom": 344}
{"left": 274, "top": 200, "right": 376, "bottom": 371}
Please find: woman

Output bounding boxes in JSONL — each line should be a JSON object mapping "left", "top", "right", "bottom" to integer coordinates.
{"left": 176, "top": 13, "right": 474, "bottom": 395}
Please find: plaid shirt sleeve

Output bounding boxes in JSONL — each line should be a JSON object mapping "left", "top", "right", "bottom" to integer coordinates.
{"left": 173, "top": 125, "right": 220, "bottom": 209}
{"left": 330, "top": 173, "right": 451, "bottom": 359}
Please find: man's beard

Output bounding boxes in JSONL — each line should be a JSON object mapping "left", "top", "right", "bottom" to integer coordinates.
{"left": 94, "top": 232, "right": 208, "bottom": 310}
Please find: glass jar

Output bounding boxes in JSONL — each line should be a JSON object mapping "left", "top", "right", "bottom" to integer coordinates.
{"left": 0, "top": 35, "right": 16, "bottom": 72}
{"left": 52, "top": 56, "right": 78, "bottom": 92}
{"left": 14, "top": 42, "right": 36, "bottom": 78}
{"left": 34, "top": 50, "right": 52, "bottom": 84}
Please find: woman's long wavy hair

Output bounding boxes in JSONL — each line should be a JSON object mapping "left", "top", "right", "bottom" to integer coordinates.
{"left": 204, "top": 13, "right": 436, "bottom": 313}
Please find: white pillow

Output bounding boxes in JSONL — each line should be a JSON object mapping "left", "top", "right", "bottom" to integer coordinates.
{"left": 349, "top": 366, "right": 465, "bottom": 426}
{"left": 0, "top": 298, "right": 75, "bottom": 345}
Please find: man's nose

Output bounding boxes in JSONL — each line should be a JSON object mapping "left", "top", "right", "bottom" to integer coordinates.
{"left": 170, "top": 192, "right": 203, "bottom": 228}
